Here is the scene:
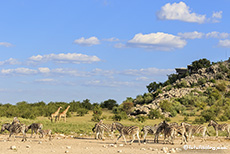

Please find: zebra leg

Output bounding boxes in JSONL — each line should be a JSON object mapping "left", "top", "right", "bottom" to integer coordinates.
{"left": 101, "top": 130, "right": 105, "bottom": 140}
{"left": 31, "top": 130, "right": 33, "bottom": 138}
{"left": 227, "top": 128, "right": 229, "bottom": 138}
{"left": 130, "top": 134, "right": 135, "bottom": 145}
{"left": 110, "top": 132, "right": 114, "bottom": 139}
{"left": 216, "top": 130, "right": 218, "bottom": 138}
{"left": 115, "top": 134, "right": 122, "bottom": 144}
{"left": 122, "top": 134, "right": 127, "bottom": 145}
{"left": 143, "top": 131, "right": 148, "bottom": 143}
{"left": 137, "top": 133, "right": 141, "bottom": 145}
{"left": 95, "top": 132, "right": 99, "bottom": 139}
{"left": 154, "top": 133, "right": 159, "bottom": 143}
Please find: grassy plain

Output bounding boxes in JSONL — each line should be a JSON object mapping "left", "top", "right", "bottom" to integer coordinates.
{"left": 0, "top": 109, "right": 228, "bottom": 137}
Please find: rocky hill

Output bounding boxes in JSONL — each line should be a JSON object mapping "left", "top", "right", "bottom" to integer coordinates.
{"left": 130, "top": 60, "right": 230, "bottom": 119}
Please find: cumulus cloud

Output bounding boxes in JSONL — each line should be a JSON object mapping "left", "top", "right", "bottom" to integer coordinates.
{"left": 29, "top": 53, "right": 101, "bottom": 64}
{"left": 157, "top": 2, "right": 206, "bottom": 24}
{"left": 127, "top": 32, "right": 187, "bottom": 51}
{"left": 178, "top": 31, "right": 204, "bottom": 39}
{"left": 212, "top": 11, "right": 223, "bottom": 19}
{"left": 0, "top": 42, "right": 13, "bottom": 47}
{"left": 206, "top": 31, "right": 230, "bottom": 39}
{"left": 121, "top": 67, "right": 175, "bottom": 76}
{"left": 218, "top": 39, "right": 230, "bottom": 48}
{"left": 0, "top": 58, "right": 21, "bottom": 65}
{"left": 102, "top": 37, "right": 119, "bottom": 42}
{"left": 85, "top": 80, "right": 134, "bottom": 87}
{"left": 1, "top": 68, "right": 38, "bottom": 75}
{"left": 74, "top": 36, "right": 100, "bottom": 46}
{"left": 38, "top": 67, "right": 50, "bottom": 73}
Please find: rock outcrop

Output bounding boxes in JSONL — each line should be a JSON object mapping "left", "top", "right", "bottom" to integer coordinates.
{"left": 130, "top": 62, "right": 229, "bottom": 117}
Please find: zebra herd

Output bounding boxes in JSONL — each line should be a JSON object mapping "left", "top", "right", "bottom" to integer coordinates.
{"left": 92, "top": 120, "right": 230, "bottom": 145}
{"left": 1, "top": 117, "right": 230, "bottom": 145}
{"left": 0, "top": 117, "right": 52, "bottom": 141}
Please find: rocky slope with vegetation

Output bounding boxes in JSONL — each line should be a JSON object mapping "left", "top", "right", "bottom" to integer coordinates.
{"left": 129, "top": 58, "right": 230, "bottom": 124}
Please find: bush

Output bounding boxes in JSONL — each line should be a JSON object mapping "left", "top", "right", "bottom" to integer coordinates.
{"left": 215, "top": 82, "right": 226, "bottom": 92}
{"left": 77, "top": 108, "right": 88, "bottom": 116}
{"left": 148, "top": 109, "right": 161, "bottom": 119}
{"left": 112, "top": 114, "right": 122, "bottom": 121}
{"left": 183, "top": 116, "right": 189, "bottom": 122}
{"left": 136, "top": 115, "right": 147, "bottom": 123}
{"left": 219, "top": 115, "right": 228, "bottom": 121}
{"left": 193, "top": 117, "right": 206, "bottom": 124}
{"left": 91, "top": 105, "right": 102, "bottom": 122}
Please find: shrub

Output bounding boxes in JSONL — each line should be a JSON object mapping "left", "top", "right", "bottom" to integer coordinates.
{"left": 77, "top": 108, "right": 88, "bottom": 116}
{"left": 215, "top": 82, "right": 226, "bottom": 92}
{"left": 112, "top": 114, "right": 122, "bottom": 121}
{"left": 219, "top": 115, "right": 228, "bottom": 121}
{"left": 197, "top": 78, "right": 206, "bottom": 85}
{"left": 148, "top": 109, "right": 161, "bottom": 119}
{"left": 193, "top": 117, "right": 206, "bottom": 124}
{"left": 136, "top": 115, "right": 147, "bottom": 123}
{"left": 91, "top": 105, "right": 102, "bottom": 122}
{"left": 183, "top": 116, "right": 189, "bottom": 122}
{"left": 159, "top": 100, "right": 172, "bottom": 112}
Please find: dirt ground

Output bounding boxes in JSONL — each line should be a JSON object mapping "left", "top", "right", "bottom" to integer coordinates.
{"left": 1, "top": 134, "right": 230, "bottom": 154}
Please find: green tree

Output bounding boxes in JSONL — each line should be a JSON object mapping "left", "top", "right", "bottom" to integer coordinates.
{"left": 91, "top": 105, "right": 102, "bottom": 122}
{"left": 191, "top": 58, "right": 211, "bottom": 72}
{"left": 100, "top": 99, "right": 118, "bottom": 110}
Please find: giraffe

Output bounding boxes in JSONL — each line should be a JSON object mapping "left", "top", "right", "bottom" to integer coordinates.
{"left": 58, "top": 105, "right": 70, "bottom": 122}
{"left": 50, "top": 106, "right": 62, "bottom": 122}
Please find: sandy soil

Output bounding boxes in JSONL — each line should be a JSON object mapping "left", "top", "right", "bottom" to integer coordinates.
{"left": 1, "top": 134, "right": 230, "bottom": 154}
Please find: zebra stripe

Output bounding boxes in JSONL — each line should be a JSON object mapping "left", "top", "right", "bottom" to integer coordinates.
{"left": 111, "top": 122, "right": 140, "bottom": 145}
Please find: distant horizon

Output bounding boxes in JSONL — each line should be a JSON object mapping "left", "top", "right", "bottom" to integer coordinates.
{"left": 1, "top": 0, "right": 230, "bottom": 105}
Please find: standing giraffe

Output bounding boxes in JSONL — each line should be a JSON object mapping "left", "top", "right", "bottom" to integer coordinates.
{"left": 50, "top": 106, "right": 62, "bottom": 122}
{"left": 58, "top": 105, "right": 70, "bottom": 122}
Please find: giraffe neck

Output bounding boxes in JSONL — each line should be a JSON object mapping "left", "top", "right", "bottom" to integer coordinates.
{"left": 61, "top": 106, "right": 70, "bottom": 114}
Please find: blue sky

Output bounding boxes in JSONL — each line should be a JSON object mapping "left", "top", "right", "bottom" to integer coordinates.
{"left": 1, "top": 0, "right": 230, "bottom": 104}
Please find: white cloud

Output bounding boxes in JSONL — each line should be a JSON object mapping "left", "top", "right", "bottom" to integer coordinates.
{"left": 74, "top": 36, "right": 100, "bottom": 46}
{"left": 127, "top": 32, "right": 186, "bottom": 51}
{"left": 85, "top": 80, "right": 134, "bottom": 87}
{"left": 114, "top": 43, "right": 126, "bottom": 48}
{"left": 121, "top": 67, "right": 175, "bottom": 76}
{"left": 218, "top": 39, "right": 230, "bottom": 48}
{"left": 0, "top": 42, "right": 13, "bottom": 47}
{"left": 102, "top": 37, "right": 119, "bottom": 42}
{"left": 212, "top": 11, "right": 223, "bottom": 19}
{"left": 35, "top": 78, "right": 56, "bottom": 82}
{"left": 29, "top": 53, "right": 101, "bottom": 64}
{"left": 178, "top": 31, "right": 204, "bottom": 39}
{"left": 38, "top": 67, "right": 50, "bottom": 73}
{"left": 0, "top": 58, "right": 21, "bottom": 65}
{"left": 1, "top": 68, "right": 37, "bottom": 75}
{"left": 157, "top": 2, "right": 206, "bottom": 24}
{"left": 206, "top": 31, "right": 229, "bottom": 39}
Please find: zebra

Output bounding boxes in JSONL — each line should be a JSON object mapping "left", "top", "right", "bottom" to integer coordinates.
{"left": 26, "top": 123, "right": 43, "bottom": 138}
{"left": 1, "top": 123, "right": 11, "bottom": 133}
{"left": 111, "top": 122, "right": 140, "bottom": 145}
{"left": 154, "top": 121, "right": 164, "bottom": 143}
{"left": 174, "top": 122, "right": 187, "bottom": 144}
{"left": 92, "top": 122, "right": 114, "bottom": 140}
{"left": 161, "top": 121, "right": 177, "bottom": 145}
{"left": 8, "top": 124, "right": 27, "bottom": 141}
{"left": 6, "top": 117, "right": 27, "bottom": 142}
{"left": 183, "top": 122, "right": 210, "bottom": 141}
{"left": 38, "top": 129, "right": 52, "bottom": 141}
{"left": 141, "top": 124, "right": 158, "bottom": 143}
{"left": 208, "top": 120, "right": 230, "bottom": 138}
